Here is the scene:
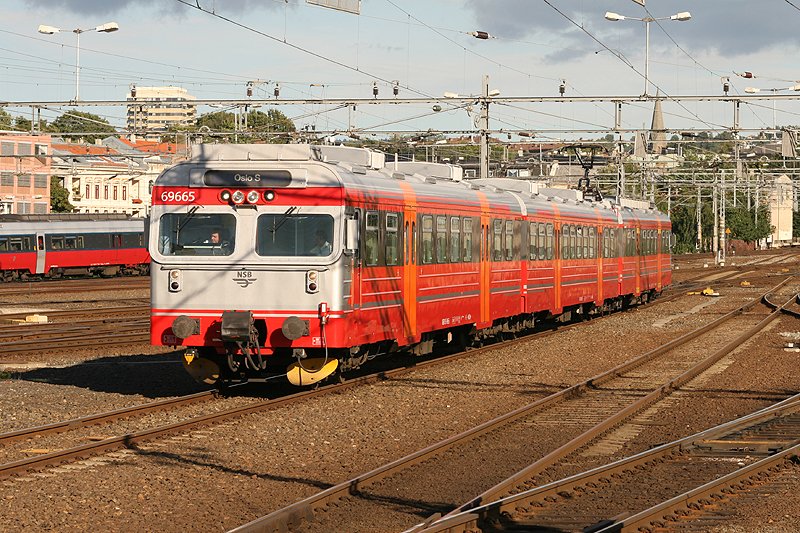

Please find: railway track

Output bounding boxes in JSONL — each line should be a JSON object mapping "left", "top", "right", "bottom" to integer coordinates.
{"left": 412, "top": 394, "right": 800, "bottom": 533}
{"left": 0, "top": 280, "right": 709, "bottom": 484}
{"left": 0, "top": 277, "right": 149, "bottom": 298}
{"left": 230, "top": 279, "right": 795, "bottom": 533}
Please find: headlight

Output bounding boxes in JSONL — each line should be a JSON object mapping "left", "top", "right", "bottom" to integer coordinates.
{"left": 231, "top": 190, "right": 245, "bottom": 204}
{"left": 246, "top": 190, "right": 260, "bottom": 204}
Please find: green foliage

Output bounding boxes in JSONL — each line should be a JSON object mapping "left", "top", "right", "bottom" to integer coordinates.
{"left": 49, "top": 111, "right": 116, "bottom": 143}
{"left": 191, "top": 109, "right": 296, "bottom": 143}
{"left": 794, "top": 210, "right": 800, "bottom": 238}
{"left": 725, "top": 205, "right": 771, "bottom": 243}
{"left": 0, "top": 109, "right": 12, "bottom": 129}
{"left": 50, "top": 176, "right": 74, "bottom": 213}
{"left": 13, "top": 116, "right": 31, "bottom": 132}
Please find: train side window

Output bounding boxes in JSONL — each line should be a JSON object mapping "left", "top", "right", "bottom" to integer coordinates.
{"left": 365, "top": 211, "right": 379, "bottom": 266}
{"left": 0, "top": 238, "right": 6, "bottom": 252}
{"left": 492, "top": 219, "right": 503, "bottom": 261}
{"left": 462, "top": 217, "right": 472, "bottom": 262}
{"left": 421, "top": 215, "right": 433, "bottom": 264}
{"left": 528, "top": 222, "right": 537, "bottom": 260}
{"left": 568, "top": 225, "right": 576, "bottom": 260}
{"left": 411, "top": 221, "right": 416, "bottom": 264}
{"left": 504, "top": 220, "right": 514, "bottom": 261}
{"left": 385, "top": 213, "right": 399, "bottom": 266}
{"left": 10, "top": 238, "right": 23, "bottom": 251}
{"left": 560, "top": 225, "right": 568, "bottom": 260}
{"left": 589, "top": 227, "right": 596, "bottom": 259}
{"left": 449, "top": 216, "right": 460, "bottom": 263}
{"left": 576, "top": 226, "right": 584, "bottom": 259}
{"left": 51, "top": 237, "right": 64, "bottom": 250}
{"left": 536, "top": 223, "right": 545, "bottom": 260}
{"left": 435, "top": 215, "right": 447, "bottom": 263}
{"left": 65, "top": 236, "right": 77, "bottom": 249}
{"left": 77, "top": 236, "right": 85, "bottom": 249}
{"left": 545, "top": 223, "right": 553, "bottom": 260}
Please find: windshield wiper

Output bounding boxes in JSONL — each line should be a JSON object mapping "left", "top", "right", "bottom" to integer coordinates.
{"left": 177, "top": 205, "right": 201, "bottom": 234}
{"left": 270, "top": 206, "right": 297, "bottom": 234}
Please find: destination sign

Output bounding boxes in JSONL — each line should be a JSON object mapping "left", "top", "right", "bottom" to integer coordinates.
{"left": 203, "top": 170, "right": 292, "bottom": 188}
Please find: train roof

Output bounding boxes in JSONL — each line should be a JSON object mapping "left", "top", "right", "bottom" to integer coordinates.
{"left": 156, "top": 143, "right": 669, "bottom": 224}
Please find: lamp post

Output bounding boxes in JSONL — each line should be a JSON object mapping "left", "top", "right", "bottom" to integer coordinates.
{"left": 604, "top": 10, "right": 691, "bottom": 96}
{"left": 38, "top": 21, "right": 119, "bottom": 101}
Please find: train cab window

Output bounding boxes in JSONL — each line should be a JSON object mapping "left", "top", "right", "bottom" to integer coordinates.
{"left": 364, "top": 211, "right": 380, "bottom": 266}
{"left": 435, "top": 216, "right": 448, "bottom": 263}
{"left": 546, "top": 223, "right": 554, "bottom": 260}
{"left": 385, "top": 213, "right": 400, "bottom": 266}
{"left": 421, "top": 215, "right": 434, "bottom": 264}
{"left": 492, "top": 219, "right": 503, "bottom": 261}
{"left": 159, "top": 213, "right": 237, "bottom": 257}
{"left": 576, "top": 226, "right": 584, "bottom": 259}
{"left": 450, "top": 216, "right": 460, "bottom": 262}
{"left": 528, "top": 222, "right": 537, "bottom": 260}
{"left": 462, "top": 217, "right": 472, "bottom": 262}
{"left": 589, "top": 227, "right": 596, "bottom": 259}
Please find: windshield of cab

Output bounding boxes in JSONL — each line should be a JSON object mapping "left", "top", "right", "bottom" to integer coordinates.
{"left": 256, "top": 213, "right": 334, "bottom": 257}
{"left": 158, "top": 212, "right": 236, "bottom": 256}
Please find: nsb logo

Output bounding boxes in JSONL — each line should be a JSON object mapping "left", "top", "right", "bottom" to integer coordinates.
{"left": 233, "top": 268, "right": 258, "bottom": 288}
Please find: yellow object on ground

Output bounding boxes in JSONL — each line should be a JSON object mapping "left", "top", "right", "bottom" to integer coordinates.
{"left": 701, "top": 287, "right": 720, "bottom": 297}
{"left": 287, "top": 358, "right": 339, "bottom": 386}
{"left": 740, "top": 281, "right": 751, "bottom": 287}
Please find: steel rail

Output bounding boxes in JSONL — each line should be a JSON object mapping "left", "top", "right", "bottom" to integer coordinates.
{"left": 228, "top": 279, "right": 792, "bottom": 533}
{"left": 0, "top": 390, "right": 218, "bottom": 446}
{"left": 410, "top": 394, "right": 800, "bottom": 533}
{"left": 435, "top": 287, "right": 797, "bottom": 523}
{"left": 0, "top": 283, "right": 688, "bottom": 483}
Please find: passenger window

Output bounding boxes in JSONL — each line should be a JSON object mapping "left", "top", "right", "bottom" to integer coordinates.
{"left": 65, "top": 236, "right": 77, "bottom": 249}
{"left": 462, "top": 217, "right": 472, "bottom": 262}
{"left": 560, "top": 225, "right": 568, "bottom": 260}
{"left": 569, "top": 225, "right": 577, "bottom": 260}
{"left": 77, "top": 236, "right": 85, "bottom": 249}
{"left": 51, "top": 237, "right": 64, "bottom": 250}
{"left": 492, "top": 219, "right": 502, "bottom": 261}
{"left": 528, "top": 222, "right": 536, "bottom": 260}
{"left": 421, "top": 215, "right": 433, "bottom": 264}
{"left": 365, "top": 211, "right": 379, "bottom": 266}
{"left": 450, "top": 216, "right": 460, "bottom": 262}
{"left": 385, "top": 213, "right": 399, "bottom": 265}
{"left": 537, "top": 223, "right": 546, "bottom": 260}
{"left": 504, "top": 221, "right": 514, "bottom": 260}
{"left": 0, "top": 238, "right": 6, "bottom": 252}
{"left": 576, "top": 226, "right": 584, "bottom": 259}
{"left": 589, "top": 227, "right": 596, "bottom": 259}
{"left": 10, "top": 238, "right": 23, "bottom": 251}
{"left": 546, "top": 223, "right": 554, "bottom": 260}
{"left": 436, "top": 215, "right": 447, "bottom": 263}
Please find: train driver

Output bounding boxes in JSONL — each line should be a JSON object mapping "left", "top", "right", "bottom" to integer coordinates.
{"left": 205, "top": 229, "right": 232, "bottom": 255}
{"left": 310, "top": 229, "right": 332, "bottom": 256}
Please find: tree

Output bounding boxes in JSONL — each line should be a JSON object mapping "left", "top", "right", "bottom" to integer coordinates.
{"left": 50, "top": 176, "right": 74, "bottom": 213}
{"left": 49, "top": 111, "right": 116, "bottom": 143}
{"left": 0, "top": 109, "right": 12, "bottom": 129}
{"left": 726, "top": 205, "right": 771, "bottom": 243}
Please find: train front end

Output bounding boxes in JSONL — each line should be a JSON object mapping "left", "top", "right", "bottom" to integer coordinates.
{"left": 149, "top": 144, "right": 356, "bottom": 386}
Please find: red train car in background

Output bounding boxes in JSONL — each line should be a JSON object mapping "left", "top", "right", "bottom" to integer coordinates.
{"left": 0, "top": 214, "right": 149, "bottom": 281}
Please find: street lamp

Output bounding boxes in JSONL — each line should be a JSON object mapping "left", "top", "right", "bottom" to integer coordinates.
{"left": 604, "top": 10, "right": 691, "bottom": 96}
{"left": 38, "top": 21, "right": 119, "bottom": 101}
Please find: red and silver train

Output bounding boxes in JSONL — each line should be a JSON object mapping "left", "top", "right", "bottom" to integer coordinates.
{"left": 149, "top": 144, "right": 672, "bottom": 386}
{"left": 0, "top": 214, "right": 149, "bottom": 281}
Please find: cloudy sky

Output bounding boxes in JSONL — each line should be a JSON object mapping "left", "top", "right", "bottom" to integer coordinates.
{"left": 3, "top": 0, "right": 799, "bottom": 137}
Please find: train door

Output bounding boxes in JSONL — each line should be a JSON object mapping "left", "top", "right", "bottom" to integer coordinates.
{"left": 480, "top": 216, "right": 490, "bottom": 327}
{"left": 35, "top": 233, "right": 45, "bottom": 274}
{"left": 402, "top": 208, "right": 417, "bottom": 342}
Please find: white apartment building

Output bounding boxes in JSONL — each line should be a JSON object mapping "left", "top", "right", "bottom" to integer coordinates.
{"left": 127, "top": 86, "right": 196, "bottom": 140}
